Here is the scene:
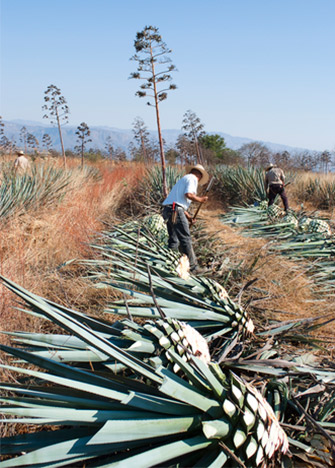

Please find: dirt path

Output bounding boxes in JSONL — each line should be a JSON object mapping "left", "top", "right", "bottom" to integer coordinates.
{"left": 197, "top": 208, "right": 335, "bottom": 345}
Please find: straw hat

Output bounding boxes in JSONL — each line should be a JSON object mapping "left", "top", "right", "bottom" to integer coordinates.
{"left": 188, "top": 164, "right": 209, "bottom": 186}
{"left": 265, "top": 164, "right": 276, "bottom": 171}
{"left": 17, "top": 150, "right": 24, "bottom": 156}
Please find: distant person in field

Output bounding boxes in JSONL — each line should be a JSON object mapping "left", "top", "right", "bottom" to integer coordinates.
{"left": 265, "top": 164, "right": 289, "bottom": 211}
{"left": 162, "top": 164, "right": 209, "bottom": 274}
{"left": 14, "top": 150, "right": 30, "bottom": 174}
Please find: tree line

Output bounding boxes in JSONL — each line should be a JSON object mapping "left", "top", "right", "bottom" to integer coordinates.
{"left": 0, "top": 25, "right": 334, "bottom": 175}
{"left": 0, "top": 112, "right": 333, "bottom": 173}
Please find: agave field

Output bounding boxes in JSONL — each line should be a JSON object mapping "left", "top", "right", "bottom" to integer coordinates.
{"left": 0, "top": 163, "right": 335, "bottom": 467}
{"left": 0, "top": 163, "right": 99, "bottom": 220}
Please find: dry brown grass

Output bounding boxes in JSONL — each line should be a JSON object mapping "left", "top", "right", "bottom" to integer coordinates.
{"left": 198, "top": 209, "right": 335, "bottom": 344}
{"left": 0, "top": 162, "right": 145, "bottom": 336}
{"left": 1, "top": 162, "right": 333, "bottom": 343}
{"left": 288, "top": 171, "right": 335, "bottom": 217}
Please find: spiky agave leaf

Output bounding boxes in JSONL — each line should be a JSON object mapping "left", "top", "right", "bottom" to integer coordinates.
{"left": 0, "top": 163, "right": 98, "bottom": 220}
{"left": 213, "top": 165, "right": 269, "bottom": 205}
{"left": 138, "top": 165, "right": 184, "bottom": 209}
{"left": 0, "top": 277, "right": 288, "bottom": 468}
{"left": 221, "top": 204, "right": 335, "bottom": 295}
{"left": 81, "top": 221, "right": 254, "bottom": 344}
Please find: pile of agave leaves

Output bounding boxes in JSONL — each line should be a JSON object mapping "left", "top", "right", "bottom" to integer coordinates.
{"left": 1, "top": 214, "right": 335, "bottom": 468}
{"left": 222, "top": 201, "right": 335, "bottom": 298}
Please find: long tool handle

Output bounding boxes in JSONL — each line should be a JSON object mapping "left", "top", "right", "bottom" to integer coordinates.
{"left": 192, "top": 177, "right": 214, "bottom": 221}
{"left": 192, "top": 202, "right": 203, "bottom": 221}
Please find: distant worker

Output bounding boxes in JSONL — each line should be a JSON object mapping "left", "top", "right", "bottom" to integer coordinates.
{"left": 162, "top": 164, "right": 209, "bottom": 274}
{"left": 14, "top": 150, "right": 30, "bottom": 174}
{"left": 265, "top": 164, "right": 289, "bottom": 212}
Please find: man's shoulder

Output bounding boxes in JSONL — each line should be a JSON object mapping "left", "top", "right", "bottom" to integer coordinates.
{"left": 183, "top": 173, "right": 197, "bottom": 184}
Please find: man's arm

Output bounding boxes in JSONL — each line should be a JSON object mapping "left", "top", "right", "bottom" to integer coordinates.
{"left": 185, "top": 193, "right": 208, "bottom": 204}
{"left": 185, "top": 193, "right": 208, "bottom": 224}
{"left": 280, "top": 170, "right": 285, "bottom": 185}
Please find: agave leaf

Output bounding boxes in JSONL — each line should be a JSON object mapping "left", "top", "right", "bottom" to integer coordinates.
{"left": 86, "top": 415, "right": 201, "bottom": 445}
{"left": 0, "top": 277, "right": 162, "bottom": 384}
{"left": 0, "top": 435, "right": 150, "bottom": 468}
{"left": 0, "top": 427, "right": 92, "bottom": 456}
{"left": 0, "top": 361, "right": 128, "bottom": 402}
{"left": 0, "top": 384, "right": 124, "bottom": 410}
{"left": 121, "top": 391, "right": 198, "bottom": 416}
{"left": 104, "top": 435, "right": 212, "bottom": 468}
{"left": 158, "top": 373, "right": 222, "bottom": 418}
{"left": 0, "top": 405, "right": 170, "bottom": 424}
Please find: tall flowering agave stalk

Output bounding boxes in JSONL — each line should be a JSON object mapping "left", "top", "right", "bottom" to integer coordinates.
{"left": 0, "top": 277, "right": 289, "bottom": 468}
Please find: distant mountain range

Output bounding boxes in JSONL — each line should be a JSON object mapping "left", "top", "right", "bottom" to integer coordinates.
{"left": 2, "top": 119, "right": 308, "bottom": 155}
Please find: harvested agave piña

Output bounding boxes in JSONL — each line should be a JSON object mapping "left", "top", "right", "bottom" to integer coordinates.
{"left": 306, "top": 218, "right": 332, "bottom": 236}
{"left": 266, "top": 204, "right": 284, "bottom": 220}
{"left": 143, "top": 213, "right": 191, "bottom": 279}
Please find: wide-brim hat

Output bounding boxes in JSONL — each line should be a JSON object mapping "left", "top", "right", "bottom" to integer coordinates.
{"left": 188, "top": 164, "right": 209, "bottom": 186}
{"left": 265, "top": 164, "right": 275, "bottom": 171}
{"left": 17, "top": 150, "right": 24, "bottom": 156}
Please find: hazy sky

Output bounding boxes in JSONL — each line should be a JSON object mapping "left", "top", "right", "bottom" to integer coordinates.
{"left": 1, "top": 0, "right": 334, "bottom": 151}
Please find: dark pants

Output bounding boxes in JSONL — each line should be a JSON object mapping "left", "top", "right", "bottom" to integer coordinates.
{"left": 162, "top": 205, "right": 198, "bottom": 271}
{"left": 268, "top": 184, "right": 289, "bottom": 211}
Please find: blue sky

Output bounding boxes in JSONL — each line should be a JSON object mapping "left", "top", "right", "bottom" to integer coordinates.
{"left": 1, "top": 0, "right": 334, "bottom": 151}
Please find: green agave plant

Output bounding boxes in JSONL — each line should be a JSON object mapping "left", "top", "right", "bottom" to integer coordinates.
{"left": 213, "top": 165, "right": 295, "bottom": 207}
{"left": 2, "top": 277, "right": 335, "bottom": 467}
{"left": 221, "top": 204, "right": 335, "bottom": 295}
{"left": 214, "top": 166, "right": 269, "bottom": 206}
{"left": 0, "top": 277, "right": 290, "bottom": 468}
{"left": 82, "top": 218, "right": 254, "bottom": 348}
{"left": 138, "top": 165, "right": 184, "bottom": 210}
{"left": 295, "top": 176, "right": 335, "bottom": 210}
{"left": 0, "top": 163, "right": 99, "bottom": 220}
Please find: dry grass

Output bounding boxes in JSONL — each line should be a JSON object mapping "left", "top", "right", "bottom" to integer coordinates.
{"left": 0, "top": 162, "right": 145, "bottom": 336}
{"left": 1, "top": 162, "right": 334, "bottom": 342}
{"left": 198, "top": 209, "right": 335, "bottom": 344}
{"left": 289, "top": 171, "right": 335, "bottom": 215}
